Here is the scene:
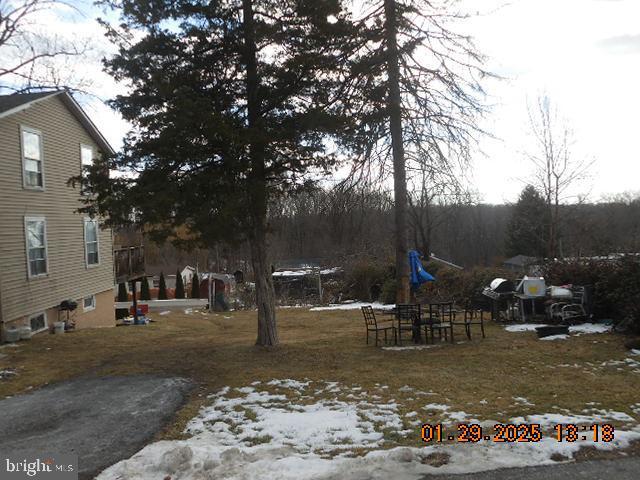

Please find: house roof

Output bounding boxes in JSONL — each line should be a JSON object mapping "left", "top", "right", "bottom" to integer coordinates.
{"left": 275, "top": 259, "right": 321, "bottom": 269}
{"left": 0, "top": 91, "right": 56, "bottom": 115}
{"left": 0, "top": 90, "right": 115, "bottom": 155}
{"left": 503, "top": 255, "right": 537, "bottom": 267}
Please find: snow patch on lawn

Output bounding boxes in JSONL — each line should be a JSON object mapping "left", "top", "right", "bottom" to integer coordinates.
{"left": 422, "top": 403, "right": 473, "bottom": 424}
{"left": 540, "top": 334, "right": 569, "bottom": 341}
{"left": 569, "top": 323, "right": 611, "bottom": 334}
{"left": 184, "top": 382, "right": 403, "bottom": 453}
{"left": 383, "top": 344, "right": 441, "bottom": 351}
{"left": 97, "top": 380, "right": 640, "bottom": 480}
{"left": 504, "top": 324, "right": 547, "bottom": 332}
{"left": 505, "top": 323, "right": 612, "bottom": 339}
{"left": 0, "top": 368, "right": 17, "bottom": 380}
{"left": 511, "top": 409, "right": 636, "bottom": 426}
{"left": 423, "top": 403, "right": 449, "bottom": 412}
{"left": 267, "top": 379, "right": 310, "bottom": 391}
{"left": 600, "top": 357, "right": 640, "bottom": 372}
{"left": 310, "top": 302, "right": 394, "bottom": 312}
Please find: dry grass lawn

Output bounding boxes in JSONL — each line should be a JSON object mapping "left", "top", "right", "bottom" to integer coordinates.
{"left": 1, "top": 307, "right": 639, "bottom": 457}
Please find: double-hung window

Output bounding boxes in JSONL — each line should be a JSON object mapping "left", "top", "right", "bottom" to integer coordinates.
{"left": 21, "top": 127, "right": 44, "bottom": 189}
{"left": 25, "top": 217, "right": 48, "bottom": 277}
{"left": 84, "top": 218, "right": 99, "bottom": 266}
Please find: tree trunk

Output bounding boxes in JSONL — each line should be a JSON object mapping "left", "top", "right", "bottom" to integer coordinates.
{"left": 243, "top": 0, "right": 278, "bottom": 346}
{"left": 384, "top": 0, "right": 410, "bottom": 304}
{"left": 249, "top": 219, "right": 278, "bottom": 346}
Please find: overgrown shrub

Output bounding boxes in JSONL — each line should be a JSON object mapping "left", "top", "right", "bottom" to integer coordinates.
{"left": 380, "top": 278, "right": 397, "bottom": 304}
{"left": 418, "top": 265, "right": 512, "bottom": 305}
{"left": 344, "top": 258, "right": 391, "bottom": 301}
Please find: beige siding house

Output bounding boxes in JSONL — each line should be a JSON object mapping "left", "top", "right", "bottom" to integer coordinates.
{"left": 0, "top": 91, "right": 115, "bottom": 340}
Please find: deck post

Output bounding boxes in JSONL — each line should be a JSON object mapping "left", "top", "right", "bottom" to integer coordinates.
{"left": 131, "top": 279, "right": 139, "bottom": 323}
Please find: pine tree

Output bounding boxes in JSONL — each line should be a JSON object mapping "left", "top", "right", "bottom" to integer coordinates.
{"left": 175, "top": 269, "right": 185, "bottom": 299}
{"left": 116, "top": 282, "right": 128, "bottom": 320}
{"left": 191, "top": 272, "right": 200, "bottom": 299}
{"left": 80, "top": 0, "right": 356, "bottom": 346}
{"left": 158, "top": 272, "right": 168, "bottom": 300}
{"left": 505, "top": 185, "right": 548, "bottom": 258}
{"left": 140, "top": 276, "right": 151, "bottom": 300}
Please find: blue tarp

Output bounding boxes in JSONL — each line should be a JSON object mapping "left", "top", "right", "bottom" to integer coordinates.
{"left": 409, "top": 250, "right": 435, "bottom": 289}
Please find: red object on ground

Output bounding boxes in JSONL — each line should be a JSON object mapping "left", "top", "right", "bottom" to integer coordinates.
{"left": 130, "top": 304, "right": 149, "bottom": 315}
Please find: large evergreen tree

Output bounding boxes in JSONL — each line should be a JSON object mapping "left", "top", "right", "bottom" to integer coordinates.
{"left": 83, "top": 0, "right": 355, "bottom": 345}
{"left": 505, "top": 185, "right": 548, "bottom": 258}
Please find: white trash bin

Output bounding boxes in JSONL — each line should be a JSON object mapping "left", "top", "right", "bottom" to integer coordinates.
{"left": 54, "top": 322, "right": 66, "bottom": 334}
{"left": 3, "top": 327, "right": 20, "bottom": 343}
{"left": 19, "top": 326, "right": 32, "bottom": 340}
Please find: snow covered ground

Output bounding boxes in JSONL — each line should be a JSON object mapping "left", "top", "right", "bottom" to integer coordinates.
{"left": 382, "top": 344, "right": 442, "bottom": 351}
{"left": 97, "top": 379, "right": 640, "bottom": 480}
{"left": 505, "top": 322, "right": 612, "bottom": 338}
{"left": 309, "top": 302, "right": 394, "bottom": 312}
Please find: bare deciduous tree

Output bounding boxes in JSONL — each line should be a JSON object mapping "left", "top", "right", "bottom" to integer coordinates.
{"left": 407, "top": 156, "right": 472, "bottom": 258}
{"left": 341, "top": 0, "right": 492, "bottom": 302}
{"left": 526, "top": 95, "right": 593, "bottom": 258}
{"left": 0, "top": 0, "right": 90, "bottom": 92}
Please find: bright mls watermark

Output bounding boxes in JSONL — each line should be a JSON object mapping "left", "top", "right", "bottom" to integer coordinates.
{"left": 2, "top": 455, "right": 77, "bottom": 480}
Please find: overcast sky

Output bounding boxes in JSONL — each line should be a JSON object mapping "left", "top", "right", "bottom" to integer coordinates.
{"left": 462, "top": 0, "right": 640, "bottom": 203}
{"left": 37, "top": 0, "right": 640, "bottom": 204}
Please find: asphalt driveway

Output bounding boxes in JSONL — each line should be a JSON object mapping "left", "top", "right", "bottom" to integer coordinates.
{"left": 0, "top": 375, "right": 192, "bottom": 479}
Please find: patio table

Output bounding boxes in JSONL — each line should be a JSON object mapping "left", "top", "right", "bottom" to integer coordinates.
{"left": 380, "top": 308, "right": 424, "bottom": 344}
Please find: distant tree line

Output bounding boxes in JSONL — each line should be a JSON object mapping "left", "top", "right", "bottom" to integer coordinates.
{"left": 122, "top": 186, "right": 639, "bottom": 272}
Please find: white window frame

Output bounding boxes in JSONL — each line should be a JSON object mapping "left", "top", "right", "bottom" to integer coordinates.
{"left": 80, "top": 143, "right": 94, "bottom": 195}
{"left": 20, "top": 125, "right": 45, "bottom": 190}
{"left": 83, "top": 294, "right": 96, "bottom": 312}
{"left": 24, "top": 216, "right": 49, "bottom": 279}
{"left": 83, "top": 218, "right": 100, "bottom": 267}
{"left": 29, "top": 311, "right": 48, "bottom": 334}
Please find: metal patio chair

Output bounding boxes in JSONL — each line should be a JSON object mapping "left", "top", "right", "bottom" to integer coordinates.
{"left": 361, "top": 306, "right": 396, "bottom": 346}
{"left": 428, "top": 302, "right": 455, "bottom": 343}
{"left": 396, "top": 303, "right": 429, "bottom": 344}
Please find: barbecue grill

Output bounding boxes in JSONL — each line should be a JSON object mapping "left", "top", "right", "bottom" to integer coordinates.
{"left": 482, "top": 278, "right": 515, "bottom": 322}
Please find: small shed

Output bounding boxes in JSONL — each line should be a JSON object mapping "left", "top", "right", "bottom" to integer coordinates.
{"left": 181, "top": 265, "right": 197, "bottom": 285}
{"left": 199, "top": 273, "right": 236, "bottom": 311}
{"left": 503, "top": 255, "right": 538, "bottom": 273}
{"left": 272, "top": 266, "right": 342, "bottom": 301}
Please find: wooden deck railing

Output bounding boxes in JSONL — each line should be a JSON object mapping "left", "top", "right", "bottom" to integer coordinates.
{"left": 114, "top": 246, "right": 145, "bottom": 282}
